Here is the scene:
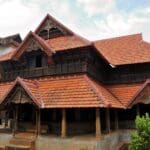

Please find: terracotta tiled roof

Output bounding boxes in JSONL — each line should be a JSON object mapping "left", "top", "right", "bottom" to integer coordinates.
{"left": 46, "top": 35, "right": 90, "bottom": 51}
{"left": 37, "top": 75, "right": 123, "bottom": 108}
{"left": 1, "top": 75, "right": 149, "bottom": 109}
{"left": 0, "top": 48, "right": 17, "bottom": 62}
{"left": 0, "top": 77, "right": 42, "bottom": 107}
{"left": 0, "top": 75, "right": 123, "bottom": 109}
{"left": 94, "top": 34, "right": 150, "bottom": 65}
{"left": 0, "top": 32, "right": 54, "bottom": 62}
{"left": 0, "top": 33, "right": 22, "bottom": 45}
{"left": 0, "top": 35, "right": 90, "bottom": 62}
{"left": 107, "top": 83, "right": 142, "bottom": 106}
{"left": 0, "top": 33, "right": 149, "bottom": 66}
{"left": 0, "top": 82, "right": 13, "bottom": 103}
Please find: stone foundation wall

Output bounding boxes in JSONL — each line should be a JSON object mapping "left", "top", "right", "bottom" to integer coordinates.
{"left": 0, "top": 133, "right": 12, "bottom": 147}
{"left": 36, "top": 130, "right": 131, "bottom": 150}
{"left": 0, "top": 130, "right": 132, "bottom": 150}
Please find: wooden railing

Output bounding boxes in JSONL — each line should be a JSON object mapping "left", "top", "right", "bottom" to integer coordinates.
{"left": 1, "top": 61, "right": 87, "bottom": 81}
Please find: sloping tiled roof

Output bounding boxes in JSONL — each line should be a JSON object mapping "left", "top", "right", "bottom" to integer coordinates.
{"left": 107, "top": 83, "right": 142, "bottom": 106}
{"left": 0, "top": 35, "right": 90, "bottom": 62}
{"left": 0, "top": 75, "right": 123, "bottom": 109}
{"left": 0, "top": 82, "right": 13, "bottom": 103}
{"left": 94, "top": 34, "right": 150, "bottom": 65}
{"left": 0, "top": 47, "right": 17, "bottom": 62}
{"left": 46, "top": 35, "right": 90, "bottom": 51}
{"left": 1, "top": 75, "right": 149, "bottom": 109}
{"left": 0, "top": 33, "right": 22, "bottom": 45}
{"left": 0, "top": 77, "right": 42, "bottom": 107}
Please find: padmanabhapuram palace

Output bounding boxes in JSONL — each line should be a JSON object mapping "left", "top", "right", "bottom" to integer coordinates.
{"left": 0, "top": 14, "right": 149, "bottom": 150}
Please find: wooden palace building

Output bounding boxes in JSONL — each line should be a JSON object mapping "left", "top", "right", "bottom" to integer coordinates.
{"left": 0, "top": 14, "right": 149, "bottom": 150}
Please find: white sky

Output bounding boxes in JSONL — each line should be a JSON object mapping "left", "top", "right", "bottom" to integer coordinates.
{"left": 0, "top": 0, "right": 150, "bottom": 41}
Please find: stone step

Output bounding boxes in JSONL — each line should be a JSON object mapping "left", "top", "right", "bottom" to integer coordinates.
{"left": 0, "top": 147, "right": 5, "bottom": 150}
{"left": 115, "top": 142, "right": 129, "bottom": 150}
{"left": 9, "top": 138, "right": 34, "bottom": 147}
{"left": 5, "top": 144, "right": 30, "bottom": 150}
{"left": 7, "top": 137, "right": 35, "bottom": 150}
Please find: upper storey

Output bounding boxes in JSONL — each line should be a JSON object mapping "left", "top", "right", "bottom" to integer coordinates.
{"left": 0, "top": 14, "right": 149, "bottom": 84}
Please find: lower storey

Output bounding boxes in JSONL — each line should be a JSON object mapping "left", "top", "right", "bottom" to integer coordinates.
{"left": 0, "top": 130, "right": 131, "bottom": 150}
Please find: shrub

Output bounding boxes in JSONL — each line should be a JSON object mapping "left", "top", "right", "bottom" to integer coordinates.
{"left": 129, "top": 113, "right": 150, "bottom": 150}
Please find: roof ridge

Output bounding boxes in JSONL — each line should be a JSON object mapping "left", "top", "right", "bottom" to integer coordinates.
{"left": 84, "top": 75, "right": 113, "bottom": 107}
{"left": 15, "top": 77, "right": 42, "bottom": 106}
{"left": 94, "top": 33, "right": 142, "bottom": 43}
{"left": 84, "top": 75, "right": 125, "bottom": 108}
{"left": 1, "top": 77, "right": 42, "bottom": 108}
{"left": 17, "top": 77, "right": 44, "bottom": 107}
{"left": 104, "top": 85, "right": 126, "bottom": 107}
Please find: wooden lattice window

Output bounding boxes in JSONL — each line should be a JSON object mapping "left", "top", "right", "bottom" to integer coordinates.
{"left": 39, "top": 29, "right": 48, "bottom": 40}
{"left": 48, "top": 27, "right": 63, "bottom": 38}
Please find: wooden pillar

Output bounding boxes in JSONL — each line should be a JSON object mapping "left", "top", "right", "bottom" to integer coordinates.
{"left": 15, "top": 105, "right": 18, "bottom": 133}
{"left": 37, "top": 109, "right": 41, "bottom": 135}
{"left": 12, "top": 108, "right": 16, "bottom": 136}
{"left": 136, "top": 104, "right": 140, "bottom": 116}
{"left": 75, "top": 109, "right": 80, "bottom": 121}
{"left": 95, "top": 108, "right": 101, "bottom": 139}
{"left": 52, "top": 109, "right": 57, "bottom": 121}
{"left": 36, "top": 109, "right": 38, "bottom": 135}
{"left": 61, "top": 109, "right": 67, "bottom": 138}
{"left": 106, "top": 108, "right": 110, "bottom": 133}
{"left": 114, "top": 110, "right": 119, "bottom": 130}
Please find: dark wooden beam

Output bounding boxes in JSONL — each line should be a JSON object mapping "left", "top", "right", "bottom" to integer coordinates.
{"left": 115, "top": 110, "right": 119, "bottom": 131}
{"left": 37, "top": 109, "right": 41, "bottom": 135}
{"left": 106, "top": 108, "right": 111, "bottom": 133}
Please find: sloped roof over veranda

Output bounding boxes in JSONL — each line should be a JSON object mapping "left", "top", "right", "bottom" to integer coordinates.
{"left": 0, "top": 75, "right": 149, "bottom": 109}
{"left": 0, "top": 75, "right": 124, "bottom": 109}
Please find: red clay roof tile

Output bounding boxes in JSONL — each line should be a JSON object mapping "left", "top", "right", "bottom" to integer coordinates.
{"left": 0, "top": 82, "right": 13, "bottom": 103}
{"left": 94, "top": 34, "right": 150, "bottom": 65}
{"left": 46, "top": 35, "right": 90, "bottom": 51}
{"left": 107, "top": 83, "right": 142, "bottom": 106}
{"left": 0, "top": 35, "right": 90, "bottom": 62}
{"left": 0, "top": 75, "right": 123, "bottom": 109}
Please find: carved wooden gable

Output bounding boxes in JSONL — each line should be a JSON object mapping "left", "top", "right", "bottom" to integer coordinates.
{"left": 36, "top": 15, "right": 74, "bottom": 40}
{"left": 38, "top": 19, "right": 66, "bottom": 35}
{"left": 133, "top": 85, "right": 150, "bottom": 105}
{"left": 6, "top": 85, "right": 33, "bottom": 104}
{"left": 25, "top": 38, "right": 42, "bottom": 52}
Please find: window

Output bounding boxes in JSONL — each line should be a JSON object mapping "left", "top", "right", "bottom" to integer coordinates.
{"left": 49, "top": 27, "right": 63, "bottom": 38}
{"left": 35, "top": 55, "right": 42, "bottom": 67}
{"left": 39, "top": 29, "right": 48, "bottom": 40}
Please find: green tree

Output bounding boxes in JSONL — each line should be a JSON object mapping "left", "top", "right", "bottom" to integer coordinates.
{"left": 129, "top": 113, "right": 150, "bottom": 150}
